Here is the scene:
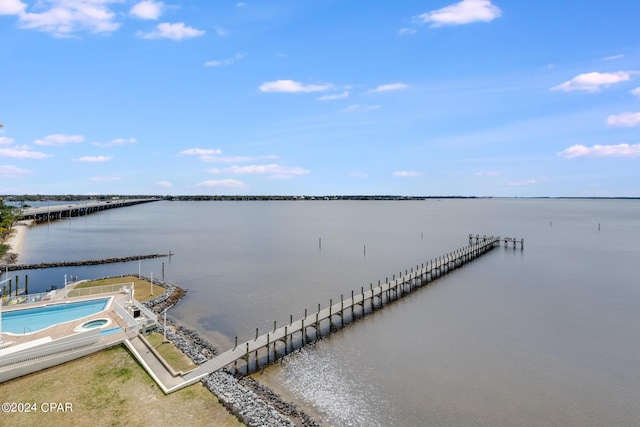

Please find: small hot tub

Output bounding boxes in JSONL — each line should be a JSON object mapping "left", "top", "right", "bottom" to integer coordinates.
{"left": 74, "top": 318, "right": 112, "bottom": 332}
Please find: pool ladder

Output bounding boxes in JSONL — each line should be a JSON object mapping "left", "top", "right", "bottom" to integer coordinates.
{"left": 23, "top": 327, "right": 31, "bottom": 335}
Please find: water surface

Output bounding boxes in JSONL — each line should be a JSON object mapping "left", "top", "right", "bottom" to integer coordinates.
{"left": 8, "top": 199, "right": 640, "bottom": 426}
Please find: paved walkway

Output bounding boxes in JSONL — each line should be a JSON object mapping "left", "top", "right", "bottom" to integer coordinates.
{"left": 124, "top": 336, "right": 189, "bottom": 393}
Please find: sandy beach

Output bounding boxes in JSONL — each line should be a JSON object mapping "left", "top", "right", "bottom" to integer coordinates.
{"left": 1, "top": 219, "right": 32, "bottom": 263}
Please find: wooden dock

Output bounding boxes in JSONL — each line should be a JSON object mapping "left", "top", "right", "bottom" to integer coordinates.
{"left": 171, "top": 235, "right": 506, "bottom": 391}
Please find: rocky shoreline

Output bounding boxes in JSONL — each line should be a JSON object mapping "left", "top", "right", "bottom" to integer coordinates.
{"left": 142, "top": 277, "right": 320, "bottom": 427}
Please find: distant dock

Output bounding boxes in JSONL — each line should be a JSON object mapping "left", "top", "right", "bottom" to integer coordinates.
{"left": 21, "top": 198, "right": 159, "bottom": 222}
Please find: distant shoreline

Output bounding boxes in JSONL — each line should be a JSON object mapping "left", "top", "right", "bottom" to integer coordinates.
{"left": 3, "top": 195, "right": 639, "bottom": 202}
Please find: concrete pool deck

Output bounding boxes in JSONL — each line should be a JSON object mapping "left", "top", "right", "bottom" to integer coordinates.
{"left": 0, "top": 292, "right": 131, "bottom": 352}
{"left": 0, "top": 280, "right": 192, "bottom": 394}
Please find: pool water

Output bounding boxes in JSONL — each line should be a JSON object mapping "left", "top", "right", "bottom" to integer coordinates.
{"left": 82, "top": 319, "right": 108, "bottom": 329}
{"left": 1, "top": 298, "right": 110, "bottom": 334}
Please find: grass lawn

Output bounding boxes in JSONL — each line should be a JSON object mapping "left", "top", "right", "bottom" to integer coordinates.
{"left": 145, "top": 332, "right": 198, "bottom": 373}
{"left": 0, "top": 345, "right": 242, "bottom": 427}
{"left": 69, "top": 276, "right": 164, "bottom": 302}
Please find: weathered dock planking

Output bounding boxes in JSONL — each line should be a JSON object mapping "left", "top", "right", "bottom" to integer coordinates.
{"left": 174, "top": 235, "right": 514, "bottom": 390}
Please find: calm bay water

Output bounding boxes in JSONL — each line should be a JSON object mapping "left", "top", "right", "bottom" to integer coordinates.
{"left": 6, "top": 199, "right": 640, "bottom": 426}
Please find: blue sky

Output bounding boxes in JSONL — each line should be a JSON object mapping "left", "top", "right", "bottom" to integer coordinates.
{"left": 1, "top": 0, "right": 639, "bottom": 197}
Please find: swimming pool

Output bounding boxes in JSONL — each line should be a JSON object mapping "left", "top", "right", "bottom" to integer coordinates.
{"left": 2, "top": 297, "right": 111, "bottom": 335}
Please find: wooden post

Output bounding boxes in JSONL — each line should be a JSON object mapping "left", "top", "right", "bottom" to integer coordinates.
{"left": 370, "top": 283, "right": 374, "bottom": 311}
{"left": 234, "top": 336, "right": 237, "bottom": 350}
{"left": 255, "top": 328, "right": 258, "bottom": 341}
{"left": 329, "top": 298, "right": 333, "bottom": 319}
{"left": 25, "top": 274, "right": 28, "bottom": 295}
{"left": 246, "top": 342, "right": 250, "bottom": 373}
{"left": 284, "top": 326, "right": 288, "bottom": 354}
{"left": 274, "top": 320, "right": 276, "bottom": 332}
{"left": 351, "top": 290, "right": 354, "bottom": 316}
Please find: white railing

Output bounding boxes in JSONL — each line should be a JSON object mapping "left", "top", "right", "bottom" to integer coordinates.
{"left": 1, "top": 290, "right": 59, "bottom": 307}
{"left": 66, "top": 282, "right": 133, "bottom": 298}
{"left": 0, "top": 283, "right": 133, "bottom": 308}
{"left": 0, "top": 329, "right": 100, "bottom": 369}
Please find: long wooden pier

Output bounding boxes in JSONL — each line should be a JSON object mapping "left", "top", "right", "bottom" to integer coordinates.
{"left": 171, "top": 235, "right": 506, "bottom": 391}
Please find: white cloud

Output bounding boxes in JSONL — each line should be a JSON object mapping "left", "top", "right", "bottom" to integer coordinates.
{"left": 34, "top": 133, "right": 84, "bottom": 146}
{"left": 393, "top": 170, "right": 422, "bottom": 177}
{"left": 18, "top": 0, "right": 121, "bottom": 37}
{"left": 558, "top": 144, "right": 640, "bottom": 159}
{"left": 0, "top": 137, "right": 15, "bottom": 145}
{"left": 196, "top": 179, "right": 247, "bottom": 189}
{"left": 343, "top": 104, "right": 380, "bottom": 113}
{"left": 182, "top": 148, "right": 278, "bottom": 164}
{"left": 89, "top": 175, "right": 121, "bottom": 182}
{"left": 204, "top": 53, "right": 244, "bottom": 67}
{"left": 0, "top": 0, "right": 26, "bottom": 15}
{"left": 507, "top": 179, "right": 537, "bottom": 187}
{"left": 92, "top": 137, "right": 137, "bottom": 147}
{"left": 604, "top": 54, "right": 624, "bottom": 61}
{"left": 371, "top": 83, "right": 408, "bottom": 93}
{"left": 205, "top": 59, "right": 232, "bottom": 67}
{"left": 606, "top": 112, "right": 640, "bottom": 127}
{"left": 417, "top": 0, "right": 502, "bottom": 27}
{"left": 259, "top": 80, "right": 333, "bottom": 93}
{"left": 317, "top": 91, "right": 349, "bottom": 101}
{"left": 0, "top": 147, "right": 50, "bottom": 159}
{"left": 236, "top": 2, "right": 247, "bottom": 7}
{"left": 398, "top": 27, "right": 416, "bottom": 36}
{"left": 227, "top": 164, "right": 309, "bottom": 179}
{"left": 200, "top": 155, "right": 247, "bottom": 163}
{"left": 215, "top": 27, "right": 228, "bottom": 37}
{"left": 130, "top": 1, "right": 163, "bottom": 20}
{"left": 181, "top": 148, "right": 222, "bottom": 156}
{"left": 475, "top": 171, "right": 499, "bottom": 177}
{"left": 632, "top": 87, "right": 640, "bottom": 98}
{"left": 73, "top": 155, "right": 112, "bottom": 162}
{"left": 551, "top": 71, "right": 634, "bottom": 92}
{"left": 156, "top": 180, "right": 172, "bottom": 188}
{"left": 138, "top": 22, "right": 205, "bottom": 40}
{"left": 0, "top": 165, "right": 31, "bottom": 178}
